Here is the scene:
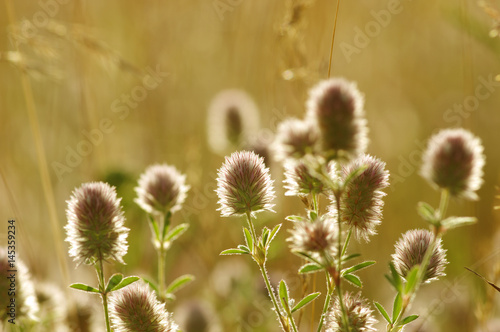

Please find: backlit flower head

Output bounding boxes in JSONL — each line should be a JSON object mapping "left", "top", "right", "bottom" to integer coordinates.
{"left": 0, "top": 249, "right": 39, "bottom": 322}
{"left": 421, "top": 128, "right": 485, "bottom": 200}
{"left": 207, "top": 89, "right": 260, "bottom": 155}
{"left": 392, "top": 229, "right": 448, "bottom": 283}
{"left": 216, "top": 150, "right": 275, "bottom": 217}
{"left": 287, "top": 214, "right": 337, "bottom": 257}
{"left": 109, "top": 281, "right": 179, "bottom": 332}
{"left": 339, "top": 154, "right": 390, "bottom": 241}
{"left": 325, "top": 292, "right": 377, "bottom": 332}
{"left": 283, "top": 159, "right": 325, "bottom": 197}
{"left": 65, "top": 182, "right": 129, "bottom": 265}
{"left": 273, "top": 118, "right": 319, "bottom": 162}
{"left": 306, "top": 78, "right": 368, "bottom": 160}
{"left": 135, "top": 164, "right": 190, "bottom": 216}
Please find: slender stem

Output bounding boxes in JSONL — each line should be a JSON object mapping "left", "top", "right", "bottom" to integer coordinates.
{"left": 259, "top": 263, "right": 288, "bottom": 331}
{"left": 158, "top": 247, "right": 166, "bottom": 296}
{"left": 245, "top": 212, "right": 289, "bottom": 331}
{"left": 316, "top": 271, "right": 333, "bottom": 332}
{"left": 437, "top": 189, "right": 450, "bottom": 221}
{"left": 341, "top": 229, "right": 352, "bottom": 258}
{"left": 327, "top": 0, "right": 342, "bottom": 78}
{"left": 335, "top": 191, "right": 351, "bottom": 331}
{"left": 96, "top": 259, "right": 111, "bottom": 332}
{"left": 312, "top": 193, "right": 319, "bottom": 215}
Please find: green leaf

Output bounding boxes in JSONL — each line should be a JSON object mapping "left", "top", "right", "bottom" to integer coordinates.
{"left": 166, "top": 274, "right": 195, "bottom": 294}
{"left": 111, "top": 276, "right": 140, "bottom": 292}
{"left": 243, "top": 227, "right": 253, "bottom": 250}
{"left": 343, "top": 274, "right": 362, "bottom": 287}
{"left": 148, "top": 214, "right": 160, "bottom": 242}
{"left": 374, "top": 302, "right": 391, "bottom": 324}
{"left": 165, "top": 223, "right": 189, "bottom": 242}
{"left": 308, "top": 210, "right": 318, "bottom": 221}
{"left": 279, "top": 280, "right": 289, "bottom": 311}
{"left": 285, "top": 215, "right": 305, "bottom": 223}
{"left": 404, "top": 266, "right": 420, "bottom": 295}
{"left": 417, "top": 201, "right": 437, "bottom": 224}
{"left": 69, "top": 283, "right": 100, "bottom": 294}
{"left": 220, "top": 248, "right": 249, "bottom": 255}
{"left": 291, "top": 250, "right": 322, "bottom": 265}
{"left": 268, "top": 224, "right": 281, "bottom": 246}
{"left": 299, "top": 263, "right": 323, "bottom": 274}
{"left": 399, "top": 314, "right": 419, "bottom": 326}
{"left": 342, "top": 261, "right": 376, "bottom": 276}
{"left": 105, "top": 273, "right": 124, "bottom": 293}
{"left": 261, "top": 227, "right": 270, "bottom": 247}
{"left": 441, "top": 216, "right": 477, "bottom": 230}
{"left": 237, "top": 244, "right": 251, "bottom": 253}
{"left": 291, "top": 292, "right": 321, "bottom": 313}
{"left": 392, "top": 293, "right": 403, "bottom": 322}
{"left": 142, "top": 277, "right": 159, "bottom": 294}
{"left": 342, "top": 253, "right": 361, "bottom": 262}
{"left": 388, "top": 262, "right": 403, "bottom": 293}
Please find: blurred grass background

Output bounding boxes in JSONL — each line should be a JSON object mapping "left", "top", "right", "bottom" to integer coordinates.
{"left": 1, "top": 0, "right": 500, "bottom": 331}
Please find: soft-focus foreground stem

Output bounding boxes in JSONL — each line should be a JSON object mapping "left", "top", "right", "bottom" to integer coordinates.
{"left": 96, "top": 259, "right": 111, "bottom": 332}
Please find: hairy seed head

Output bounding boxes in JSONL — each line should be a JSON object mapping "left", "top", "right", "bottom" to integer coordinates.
{"left": 287, "top": 215, "right": 338, "bottom": 258}
{"left": 65, "top": 182, "right": 129, "bottom": 265}
{"left": 283, "top": 159, "right": 325, "bottom": 197}
{"left": 0, "top": 249, "right": 39, "bottom": 322}
{"left": 273, "top": 118, "right": 319, "bottom": 162}
{"left": 340, "top": 154, "right": 390, "bottom": 241}
{"left": 421, "top": 128, "right": 485, "bottom": 200}
{"left": 392, "top": 229, "right": 448, "bottom": 283}
{"left": 216, "top": 150, "right": 275, "bottom": 217}
{"left": 109, "top": 281, "right": 179, "bottom": 332}
{"left": 135, "top": 164, "right": 190, "bottom": 217}
{"left": 207, "top": 89, "right": 260, "bottom": 155}
{"left": 306, "top": 78, "right": 368, "bottom": 160}
{"left": 325, "top": 292, "right": 377, "bottom": 332}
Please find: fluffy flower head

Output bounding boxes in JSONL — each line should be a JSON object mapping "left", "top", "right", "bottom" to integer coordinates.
{"left": 306, "top": 78, "right": 368, "bottom": 160}
{"left": 287, "top": 214, "right": 337, "bottom": 257}
{"left": 283, "top": 159, "right": 325, "bottom": 197}
{"left": 273, "top": 118, "right": 319, "bottom": 162}
{"left": 65, "top": 182, "right": 129, "bottom": 265}
{"left": 109, "top": 281, "right": 179, "bottom": 332}
{"left": 207, "top": 89, "right": 260, "bottom": 155}
{"left": 421, "top": 128, "right": 485, "bottom": 200}
{"left": 392, "top": 229, "right": 448, "bottom": 283}
{"left": 325, "top": 292, "right": 377, "bottom": 332}
{"left": 339, "top": 154, "right": 390, "bottom": 241}
{"left": 135, "top": 164, "right": 190, "bottom": 216}
{"left": 216, "top": 150, "right": 275, "bottom": 217}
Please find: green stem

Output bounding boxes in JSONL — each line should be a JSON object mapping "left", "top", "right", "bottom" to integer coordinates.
{"left": 316, "top": 270, "right": 334, "bottom": 332}
{"left": 96, "top": 259, "right": 111, "bottom": 332}
{"left": 312, "top": 193, "right": 319, "bottom": 215}
{"left": 246, "top": 212, "right": 290, "bottom": 331}
{"left": 158, "top": 247, "right": 166, "bottom": 296}
{"left": 333, "top": 189, "right": 351, "bottom": 332}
